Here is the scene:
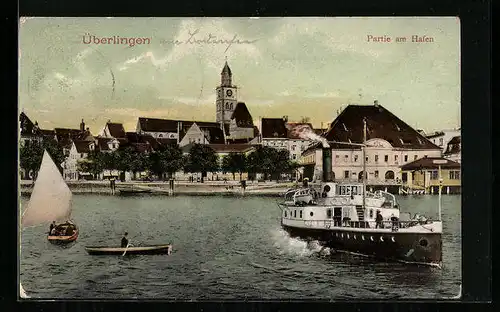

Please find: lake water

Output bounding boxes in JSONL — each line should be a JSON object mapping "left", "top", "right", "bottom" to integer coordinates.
{"left": 20, "top": 194, "right": 461, "bottom": 299}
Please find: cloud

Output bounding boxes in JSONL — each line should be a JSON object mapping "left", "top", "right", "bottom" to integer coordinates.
{"left": 158, "top": 94, "right": 216, "bottom": 106}
{"left": 307, "top": 91, "right": 341, "bottom": 98}
{"left": 104, "top": 107, "right": 182, "bottom": 118}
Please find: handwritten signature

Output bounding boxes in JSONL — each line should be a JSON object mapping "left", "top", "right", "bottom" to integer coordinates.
{"left": 160, "top": 29, "right": 258, "bottom": 52}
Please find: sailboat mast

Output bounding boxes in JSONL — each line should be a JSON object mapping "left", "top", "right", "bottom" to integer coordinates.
{"left": 362, "top": 118, "right": 367, "bottom": 209}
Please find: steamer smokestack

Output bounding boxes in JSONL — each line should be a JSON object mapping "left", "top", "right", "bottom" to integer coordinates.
{"left": 322, "top": 147, "right": 333, "bottom": 182}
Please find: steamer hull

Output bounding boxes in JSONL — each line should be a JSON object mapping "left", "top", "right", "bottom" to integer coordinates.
{"left": 282, "top": 223, "right": 442, "bottom": 265}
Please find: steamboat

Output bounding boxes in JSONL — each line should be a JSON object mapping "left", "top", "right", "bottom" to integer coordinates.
{"left": 278, "top": 119, "right": 443, "bottom": 267}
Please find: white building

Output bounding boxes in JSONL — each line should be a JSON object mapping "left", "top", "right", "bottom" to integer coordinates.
{"left": 62, "top": 140, "right": 95, "bottom": 180}
{"left": 300, "top": 102, "right": 442, "bottom": 183}
{"left": 259, "top": 117, "right": 316, "bottom": 162}
{"left": 425, "top": 128, "right": 461, "bottom": 153}
{"left": 443, "top": 135, "right": 461, "bottom": 163}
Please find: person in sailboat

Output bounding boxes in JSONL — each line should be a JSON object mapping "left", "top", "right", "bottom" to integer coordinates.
{"left": 49, "top": 221, "right": 56, "bottom": 235}
{"left": 121, "top": 232, "right": 129, "bottom": 248}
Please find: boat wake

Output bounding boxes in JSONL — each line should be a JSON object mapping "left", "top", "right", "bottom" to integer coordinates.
{"left": 270, "top": 229, "right": 330, "bottom": 257}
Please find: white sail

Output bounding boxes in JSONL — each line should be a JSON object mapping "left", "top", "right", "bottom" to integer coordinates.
{"left": 21, "top": 150, "right": 72, "bottom": 227}
{"left": 20, "top": 283, "right": 29, "bottom": 298}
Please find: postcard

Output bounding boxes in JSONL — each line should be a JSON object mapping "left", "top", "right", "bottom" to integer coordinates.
{"left": 19, "top": 17, "right": 461, "bottom": 300}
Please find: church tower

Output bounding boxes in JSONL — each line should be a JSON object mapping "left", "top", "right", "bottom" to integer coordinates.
{"left": 216, "top": 61, "right": 238, "bottom": 124}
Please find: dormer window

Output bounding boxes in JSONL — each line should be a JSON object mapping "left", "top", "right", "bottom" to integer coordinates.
{"left": 395, "top": 123, "right": 401, "bottom": 131}
{"left": 399, "top": 138, "right": 411, "bottom": 145}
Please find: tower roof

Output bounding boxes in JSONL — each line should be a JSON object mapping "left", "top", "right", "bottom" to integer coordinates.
{"left": 221, "top": 61, "right": 232, "bottom": 76}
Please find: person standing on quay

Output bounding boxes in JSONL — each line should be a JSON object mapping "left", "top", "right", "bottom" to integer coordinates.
{"left": 110, "top": 177, "right": 116, "bottom": 195}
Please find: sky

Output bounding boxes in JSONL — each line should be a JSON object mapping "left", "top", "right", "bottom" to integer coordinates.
{"left": 19, "top": 17, "right": 460, "bottom": 134}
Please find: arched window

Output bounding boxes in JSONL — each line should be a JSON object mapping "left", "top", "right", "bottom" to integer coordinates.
{"left": 385, "top": 170, "right": 395, "bottom": 180}
{"left": 229, "top": 103, "right": 233, "bottom": 110}
{"left": 158, "top": 134, "right": 163, "bottom": 138}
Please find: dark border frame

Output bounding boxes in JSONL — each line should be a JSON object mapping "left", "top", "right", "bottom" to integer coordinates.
{"left": 2, "top": 0, "right": 492, "bottom": 311}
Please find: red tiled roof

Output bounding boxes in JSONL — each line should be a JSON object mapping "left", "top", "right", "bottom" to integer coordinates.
{"left": 230, "top": 102, "right": 254, "bottom": 128}
{"left": 73, "top": 140, "right": 91, "bottom": 153}
{"left": 138, "top": 118, "right": 179, "bottom": 132}
{"left": 400, "top": 157, "right": 461, "bottom": 170}
{"left": 261, "top": 118, "right": 288, "bottom": 139}
{"left": 444, "top": 136, "right": 461, "bottom": 155}
{"left": 226, "top": 138, "right": 253, "bottom": 144}
{"left": 286, "top": 123, "right": 314, "bottom": 139}
{"left": 106, "top": 123, "right": 126, "bottom": 138}
{"left": 324, "top": 104, "right": 440, "bottom": 150}
{"left": 138, "top": 117, "right": 219, "bottom": 133}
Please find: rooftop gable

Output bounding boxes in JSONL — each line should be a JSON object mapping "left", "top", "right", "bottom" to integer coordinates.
{"left": 324, "top": 104, "right": 440, "bottom": 150}
{"left": 230, "top": 102, "right": 254, "bottom": 128}
{"left": 106, "top": 122, "right": 126, "bottom": 138}
{"left": 73, "top": 140, "right": 91, "bottom": 153}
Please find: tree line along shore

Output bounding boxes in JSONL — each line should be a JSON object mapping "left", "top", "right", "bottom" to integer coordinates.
{"left": 20, "top": 139, "right": 299, "bottom": 183}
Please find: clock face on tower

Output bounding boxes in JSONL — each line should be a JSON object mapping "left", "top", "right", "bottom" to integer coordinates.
{"left": 226, "top": 89, "right": 233, "bottom": 97}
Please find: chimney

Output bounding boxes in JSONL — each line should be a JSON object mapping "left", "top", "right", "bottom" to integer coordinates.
{"left": 283, "top": 116, "right": 288, "bottom": 122}
{"left": 80, "top": 119, "right": 85, "bottom": 131}
{"left": 374, "top": 100, "right": 379, "bottom": 107}
{"left": 322, "top": 147, "right": 333, "bottom": 182}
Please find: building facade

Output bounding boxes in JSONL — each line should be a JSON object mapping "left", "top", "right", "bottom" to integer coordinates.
{"left": 300, "top": 102, "right": 442, "bottom": 183}
{"left": 400, "top": 156, "right": 461, "bottom": 194}
{"left": 259, "top": 117, "right": 315, "bottom": 162}
{"left": 425, "top": 128, "right": 461, "bottom": 153}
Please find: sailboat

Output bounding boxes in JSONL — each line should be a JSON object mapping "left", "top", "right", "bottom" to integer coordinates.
{"left": 20, "top": 150, "right": 78, "bottom": 298}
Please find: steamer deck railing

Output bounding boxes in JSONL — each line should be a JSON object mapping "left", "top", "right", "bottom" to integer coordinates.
{"left": 281, "top": 218, "right": 438, "bottom": 232}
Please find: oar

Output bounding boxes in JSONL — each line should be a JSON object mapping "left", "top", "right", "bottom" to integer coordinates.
{"left": 122, "top": 243, "right": 130, "bottom": 256}
{"left": 122, "top": 242, "right": 134, "bottom": 256}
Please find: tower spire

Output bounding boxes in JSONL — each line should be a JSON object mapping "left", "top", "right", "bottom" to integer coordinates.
{"left": 221, "top": 60, "right": 232, "bottom": 87}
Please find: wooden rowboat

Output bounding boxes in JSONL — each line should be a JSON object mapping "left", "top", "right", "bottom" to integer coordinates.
{"left": 48, "top": 223, "right": 79, "bottom": 244}
{"left": 47, "top": 228, "right": 79, "bottom": 244}
{"left": 84, "top": 244, "right": 173, "bottom": 255}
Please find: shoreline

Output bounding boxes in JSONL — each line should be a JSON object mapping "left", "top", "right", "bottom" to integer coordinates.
{"left": 19, "top": 181, "right": 289, "bottom": 197}
{"left": 19, "top": 180, "right": 460, "bottom": 197}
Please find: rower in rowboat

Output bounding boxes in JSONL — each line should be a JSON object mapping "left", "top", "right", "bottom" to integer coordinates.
{"left": 121, "top": 232, "right": 129, "bottom": 248}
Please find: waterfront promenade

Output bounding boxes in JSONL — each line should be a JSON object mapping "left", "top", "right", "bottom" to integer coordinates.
{"left": 19, "top": 180, "right": 293, "bottom": 197}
